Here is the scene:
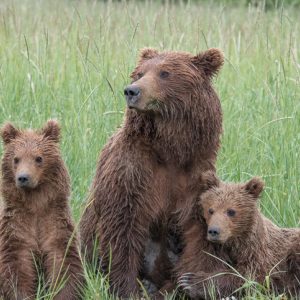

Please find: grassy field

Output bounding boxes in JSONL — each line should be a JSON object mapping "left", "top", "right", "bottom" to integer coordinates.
{"left": 0, "top": 0, "right": 299, "bottom": 299}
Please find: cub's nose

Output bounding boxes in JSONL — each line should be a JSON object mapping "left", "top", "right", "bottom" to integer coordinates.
{"left": 208, "top": 226, "right": 220, "bottom": 238}
{"left": 17, "top": 173, "right": 30, "bottom": 187}
{"left": 124, "top": 85, "right": 141, "bottom": 106}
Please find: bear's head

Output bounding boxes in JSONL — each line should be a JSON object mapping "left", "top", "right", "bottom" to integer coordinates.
{"left": 1, "top": 120, "right": 62, "bottom": 190}
{"left": 124, "top": 48, "right": 224, "bottom": 114}
{"left": 200, "top": 173, "right": 264, "bottom": 244}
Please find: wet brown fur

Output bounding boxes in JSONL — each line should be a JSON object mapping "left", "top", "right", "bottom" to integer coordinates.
{"left": 176, "top": 174, "right": 300, "bottom": 299}
{"left": 80, "top": 48, "right": 224, "bottom": 297}
{"left": 0, "top": 121, "right": 84, "bottom": 300}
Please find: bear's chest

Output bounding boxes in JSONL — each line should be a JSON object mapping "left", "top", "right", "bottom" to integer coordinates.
{"left": 165, "top": 167, "right": 199, "bottom": 211}
{"left": 14, "top": 207, "right": 58, "bottom": 250}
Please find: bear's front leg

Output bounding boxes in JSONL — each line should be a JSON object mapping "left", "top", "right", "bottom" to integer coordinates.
{"left": 96, "top": 165, "right": 162, "bottom": 297}
{"left": 42, "top": 218, "right": 84, "bottom": 300}
{"left": 98, "top": 202, "right": 153, "bottom": 298}
{"left": 0, "top": 245, "right": 37, "bottom": 300}
{"left": 81, "top": 137, "right": 166, "bottom": 298}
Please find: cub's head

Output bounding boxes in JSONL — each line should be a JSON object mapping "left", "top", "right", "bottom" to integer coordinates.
{"left": 1, "top": 120, "right": 62, "bottom": 190}
{"left": 124, "top": 48, "right": 224, "bottom": 114}
{"left": 200, "top": 173, "right": 264, "bottom": 244}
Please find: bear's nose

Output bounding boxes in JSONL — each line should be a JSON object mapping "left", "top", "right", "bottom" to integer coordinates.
{"left": 124, "top": 85, "right": 140, "bottom": 97}
{"left": 208, "top": 226, "right": 220, "bottom": 237}
{"left": 17, "top": 174, "right": 30, "bottom": 187}
{"left": 124, "top": 85, "right": 141, "bottom": 106}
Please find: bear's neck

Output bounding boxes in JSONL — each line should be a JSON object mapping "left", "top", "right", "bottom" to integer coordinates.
{"left": 4, "top": 186, "right": 68, "bottom": 212}
{"left": 123, "top": 100, "right": 222, "bottom": 167}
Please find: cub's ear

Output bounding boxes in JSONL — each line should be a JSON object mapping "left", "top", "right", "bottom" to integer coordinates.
{"left": 42, "top": 119, "right": 60, "bottom": 143}
{"left": 244, "top": 177, "right": 264, "bottom": 199}
{"left": 192, "top": 48, "right": 224, "bottom": 78}
{"left": 201, "top": 170, "right": 220, "bottom": 191}
{"left": 1, "top": 122, "right": 20, "bottom": 145}
{"left": 139, "top": 48, "right": 159, "bottom": 61}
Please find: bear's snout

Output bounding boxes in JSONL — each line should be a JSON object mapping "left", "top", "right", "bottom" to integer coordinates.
{"left": 124, "top": 85, "right": 141, "bottom": 108}
{"left": 16, "top": 173, "right": 31, "bottom": 187}
{"left": 207, "top": 226, "right": 220, "bottom": 241}
{"left": 16, "top": 172, "right": 38, "bottom": 189}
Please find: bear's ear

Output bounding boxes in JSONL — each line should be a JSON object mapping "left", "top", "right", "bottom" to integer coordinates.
{"left": 139, "top": 48, "right": 159, "bottom": 61}
{"left": 201, "top": 170, "right": 220, "bottom": 191}
{"left": 244, "top": 177, "right": 264, "bottom": 199}
{"left": 192, "top": 48, "right": 224, "bottom": 78}
{"left": 42, "top": 119, "right": 60, "bottom": 143}
{"left": 1, "top": 122, "right": 20, "bottom": 145}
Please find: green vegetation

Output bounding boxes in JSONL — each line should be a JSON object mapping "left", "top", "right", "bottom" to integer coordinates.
{"left": 0, "top": 0, "right": 299, "bottom": 299}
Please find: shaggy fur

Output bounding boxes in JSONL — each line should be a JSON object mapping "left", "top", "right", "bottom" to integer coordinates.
{"left": 80, "top": 48, "right": 224, "bottom": 297}
{"left": 0, "top": 121, "right": 84, "bottom": 300}
{"left": 176, "top": 173, "right": 300, "bottom": 299}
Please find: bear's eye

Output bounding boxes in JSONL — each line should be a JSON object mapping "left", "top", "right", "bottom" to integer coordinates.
{"left": 160, "top": 71, "right": 169, "bottom": 79}
{"left": 137, "top": 72, "right": 144, "bottom": 79}
{"left": 14, "top": 157, "right": 19, "bottom": 164}
{"left": 208, "top": 208, "right": 214, "bottom": 215}
{"left": 227, "top": 209, "right": 236, "bottom": 217}
{"left": 35, "top": 156, "right": 43, "bottom": 163}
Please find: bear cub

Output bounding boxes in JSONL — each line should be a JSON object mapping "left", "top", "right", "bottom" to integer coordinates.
{"left": 0, "top": 120, "right": 83, "bottom": 300}
{"left": 177, "top": 172, "right": 300, "bottom": 299}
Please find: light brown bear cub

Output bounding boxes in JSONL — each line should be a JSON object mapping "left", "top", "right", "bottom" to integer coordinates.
{"left": 177, "top": 173, "right": 300, "bottom": 299}
{"left": 0, "top": 120, "right": 83, "bottom": 300}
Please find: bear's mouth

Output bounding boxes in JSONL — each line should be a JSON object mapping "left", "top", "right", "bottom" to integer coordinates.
{"left": 207, "top": 235, "right": 225, "bottom": 244}
{"left": 128, "top": 99, "right": 160, "bottom": 113}
{"left": 128, "top": 105, "right": 147, "bottom": 112}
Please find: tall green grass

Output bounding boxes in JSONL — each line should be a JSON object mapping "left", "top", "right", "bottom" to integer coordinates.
{"left": 0, "top": 0, "right": 299, "bottom": 299}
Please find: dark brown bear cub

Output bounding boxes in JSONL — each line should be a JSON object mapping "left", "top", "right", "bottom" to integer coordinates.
{"left": 80, "top": 48, "right": 224, "bottom": 297}
{"left": 177, "top": 174, "right": 300, "bottom": 299}
{"left": 0, "top": 120, "right": 83, "bottom": 300}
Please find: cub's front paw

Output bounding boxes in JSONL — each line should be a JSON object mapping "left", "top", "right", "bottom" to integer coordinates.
{"left": 178, "top": 273, "right": 206, "bottom": 299}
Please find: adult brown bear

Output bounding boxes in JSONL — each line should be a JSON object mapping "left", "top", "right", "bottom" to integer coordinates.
{"left": 80, "top": 48, "right": 224, "bottom": 297}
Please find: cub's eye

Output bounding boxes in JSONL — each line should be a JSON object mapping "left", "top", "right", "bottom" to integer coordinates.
{"left": 35, "top": 156, "right": 43, "bottom": 163}
{"left": 208, "top": 208, "right": 214, "bottom": 215}
{"left": 160, "top": 71, "right": 169, "bottom": 79}
{"left": 14, "top": 157, "right": 19, "bottom": 164}
{"left": 227, "top": 209, "right": 236, "bottom": 217}
{"left": 137, "top": 72, "right": 144, "bottom": 79}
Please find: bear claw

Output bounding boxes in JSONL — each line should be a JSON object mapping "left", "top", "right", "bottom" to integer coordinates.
{"left": 178, "top": 273, "right": 196, "bottom": 289}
